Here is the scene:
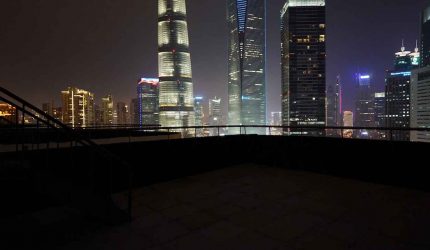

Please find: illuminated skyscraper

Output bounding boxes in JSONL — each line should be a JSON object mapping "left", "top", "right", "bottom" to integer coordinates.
{"left": 194, "top": 96, "right": 204, "bottom": 127}
{"left": 270, "top": 112, "right": 282, "bottom": 135}
{"left": 327, "top": 75, "right": 342, "bottom": 136}
{"left": 52, "top": 107, "right": 62, "bottom": 122}
{"left": 227, "top": 0, "right": 266, "bottom": 134}
{"left": 374, "top": 92, "right": 386, "bottom": 127}
{"left": 386, "top": 42, "right": 420, "bottom": 141}
{"left": 410, "top": 5, "right": 430, "bottom": 142}
{"left": 209, "top": 97, "right": 222, "bottom": 126}
{"left": 101, "top": 95, "right": 114, "bottom": 126}
{"left": 421, "top": 5, "right": 430, "bottom": 67}
{"left": 355, "top": 74, "right": 374, "bottom": 128}
{"left": 343, "top": 111, "right": 353, "bottom": 138}
{"left": 138, "top": 78, "right": 160, "bottom": 126}
{"left": 61, "top": 87, "right": 95, "bottom": 128}
{"left": 374, "top": 92, "right": 386, "bottom": 139}
{"left": 209, "top": 97, "right": 222, "bottom": 136}
{"left": 158, "top": 0, "right": 194, "bottom": 128}
{"left": 281, "top": 0, "right": 326, "bottom": 135}
{"left": 130, "top": 98, "right": 139, "bottom": 125}
{"left": 411, "top": 67, "right": 430, "bottom": 142}
{"left": 116, "top": 102, "right": 129, "bottom": 125}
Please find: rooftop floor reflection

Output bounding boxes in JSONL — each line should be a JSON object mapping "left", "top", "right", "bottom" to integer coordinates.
{"left": 64, "top": 165, "right": 430, "bottom": 250}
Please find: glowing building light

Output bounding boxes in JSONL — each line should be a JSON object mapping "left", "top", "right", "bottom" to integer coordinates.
{"left": 390, "top": 72, "right": 411, "bottom": 77}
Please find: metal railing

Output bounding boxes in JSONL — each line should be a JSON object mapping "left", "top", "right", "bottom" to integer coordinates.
{"left": 0, "top": 86, "right": 133, "bottom": 222}
{"left": 40, "top": 124, "right": 430, "bottom": 142}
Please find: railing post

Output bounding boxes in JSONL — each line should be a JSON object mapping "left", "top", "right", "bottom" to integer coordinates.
{"left": 218, "top": 126, "right": 220, "bottom": 137}
{"left": 36, "top": 120, "right": 40, "bottom": 151}
{"left": 195, "top": 127, "right": 197, "bottom": 138}
{"left": 128, "top": 162, "right": 133, "bottom": 222}
{"left": 57, "top": 129, "right": 60, "bottom": 149}
{"left": 21, "top": 104, "right": 25, "bottom": 125}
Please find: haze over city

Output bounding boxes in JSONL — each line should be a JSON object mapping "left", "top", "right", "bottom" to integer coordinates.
{"left": 0, "top": 0, "right": 428, "bottom": 116}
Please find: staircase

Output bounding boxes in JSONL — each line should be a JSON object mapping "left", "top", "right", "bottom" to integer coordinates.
{"left": 0, "top": 86, "right": 132, "bottom": 248}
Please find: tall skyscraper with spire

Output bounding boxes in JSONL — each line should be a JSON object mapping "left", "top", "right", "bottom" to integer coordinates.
{"left": 227, "top": 0, "right": 266, "bottom": 134}
{"left": 386, "top": 41, "right": 420, "bottom": 141}
{"left": 158, "top": 0, "right": 194, "bottom": 128}
{"left": 327, "top": 75, "right": 342, "bottom": 136}
{"left": 281, "top": 0, "right": 326, "bottom": 135}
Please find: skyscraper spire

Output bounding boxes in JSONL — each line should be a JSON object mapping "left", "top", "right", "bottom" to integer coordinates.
{"left": 415, "top": 39, "right": 419, "bottom": 52}
{"left": 401, "top": 39, "right": 405, "bottom": 52}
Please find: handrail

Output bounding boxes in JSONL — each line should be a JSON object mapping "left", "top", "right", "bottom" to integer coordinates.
{"left": 0, "top": 85, "right": 133, "bottom": 221}
{"left": 59, "top": 124, "right": 430, "bottom": 132}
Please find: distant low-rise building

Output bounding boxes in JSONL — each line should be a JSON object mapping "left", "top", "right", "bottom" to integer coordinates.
{"left": 101, "top": 95, "right": 114, "bottom": 126}
{"left": 0, "top": 103, "right": 17, "bottom": 124}
{"left": 116, "top": 102, "right": 129, "bottom": 125}
{"left": 61, "top": 87, "right": 95, "bottom": 128}
{"left": 343, "top": 111, "right": 353, "bottom": 138}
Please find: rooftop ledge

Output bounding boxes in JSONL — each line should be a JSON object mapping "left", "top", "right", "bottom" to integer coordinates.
{"left": 1, "top": 135, "right": 430, "bottom": 249}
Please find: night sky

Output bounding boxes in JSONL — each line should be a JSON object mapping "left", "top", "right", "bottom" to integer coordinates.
{"left": 0, "top": 0, "right": 428, "bottom": 118}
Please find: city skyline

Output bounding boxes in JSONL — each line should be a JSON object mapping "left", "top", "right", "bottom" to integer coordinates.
{"left": 0, "top": 0, "right": 429, "bottom": 121}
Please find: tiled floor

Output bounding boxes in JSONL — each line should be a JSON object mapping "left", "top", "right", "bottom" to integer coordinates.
{"left": 62, "top": 165, "right": 430, "bottom": 249}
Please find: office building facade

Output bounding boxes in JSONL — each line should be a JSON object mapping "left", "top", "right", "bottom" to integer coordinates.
{"left": 116, "top": 102, "right": 129, "bottom": 125}
{"left": 130, "top": 98, "right": 139, "bottom": 125}
{"left": 194, "top": 96, "right": 204, "bottom": 127}
{"left": 411, "top": 67, "right": 430, "bottom": 142}
{"left": 101, "top": 95, "right": 114, "bottom": 126}
{"left": 138, "top": 78, "right": 160, "bottom": 126}
{"left": 281, "top": 0, "right": 326, "bottom": 135}
{"left": 386, "top": 43, "right": 420, "bottom": 141}
{"left": 209, "top": 97, "right": 222, "bottom": 136}
{"left": 343, "top": 111, "right": 353, "bottom": 138}
{"left": 227, "top": 0, "right": 266, "bottom": 134}
{"left": 61, "top": 87, "right": 95, "bottom": 128}
{"left": 327, "top": 75, "right": 342, "bottom": 136}
{"left": 355, "top": 74, "right": 375, "bottom": 130}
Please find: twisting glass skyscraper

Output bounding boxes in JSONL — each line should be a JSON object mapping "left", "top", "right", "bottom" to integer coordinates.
{"left": 281, "top": 0, "right": 326, "bottom": 135}
{"left": 158, "top": 0, "right": 194, "bottom": 128}
{"left": 227, "top": 0, "right": 266, "bottom": 134}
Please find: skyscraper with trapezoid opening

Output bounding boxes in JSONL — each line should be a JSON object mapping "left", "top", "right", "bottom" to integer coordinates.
{"left": 227, "top": 0, "right": 267, "bottom": 135}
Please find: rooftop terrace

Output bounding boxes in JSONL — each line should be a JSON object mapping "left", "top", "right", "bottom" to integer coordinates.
{"left": 2, "top": 134, "right": 430, "bottom": 250}
{"left": 60, "top": 165, "right": 430, "bottom": 250}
